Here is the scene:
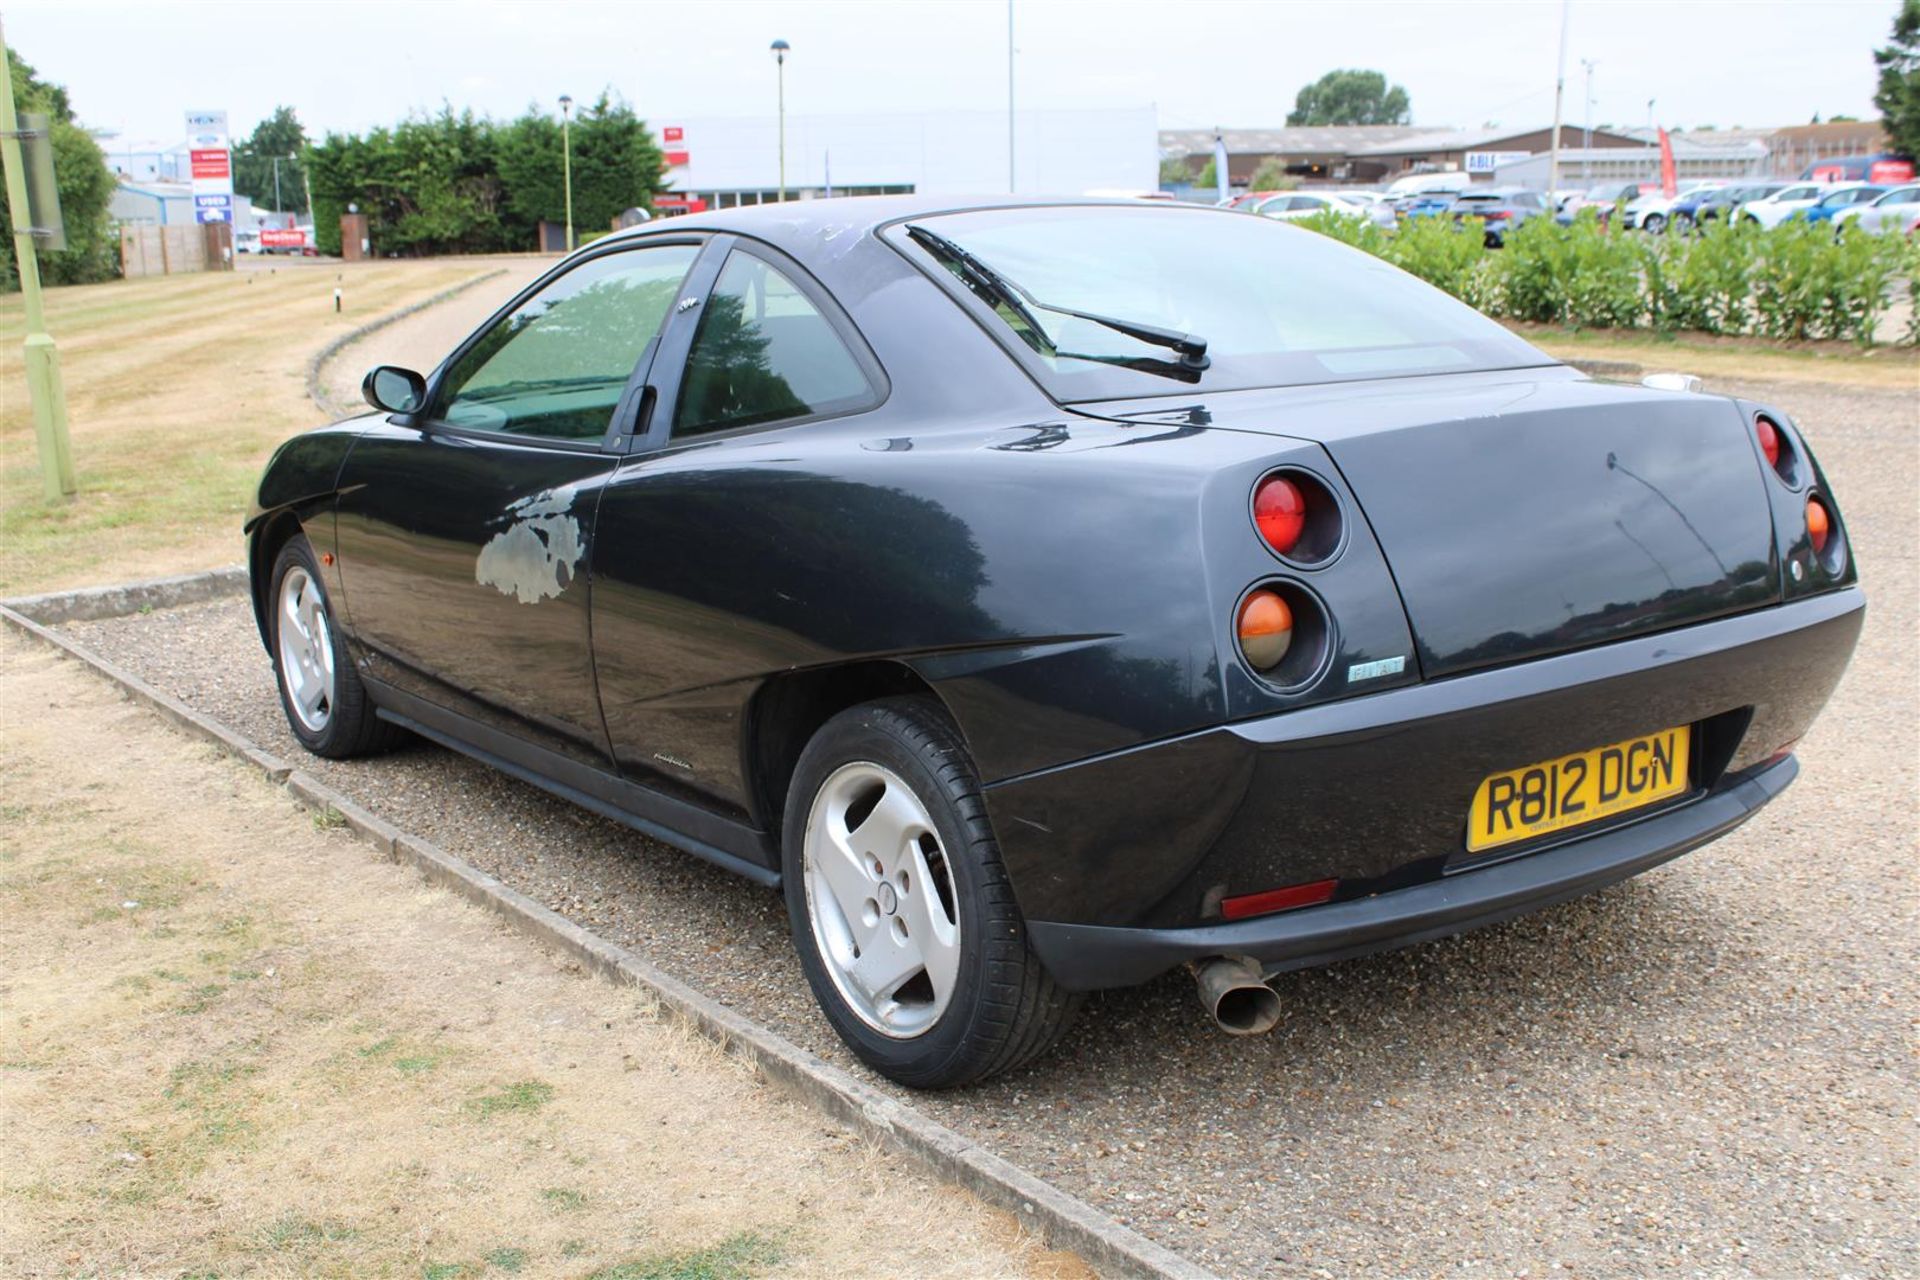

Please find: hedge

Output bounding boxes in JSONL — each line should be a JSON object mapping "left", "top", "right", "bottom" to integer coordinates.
{"left": 1299, "top": 208, "right": 1920, "bottom": 346}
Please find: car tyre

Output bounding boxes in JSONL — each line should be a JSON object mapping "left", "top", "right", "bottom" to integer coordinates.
{"left": 1643, "top": 212, "right": 1667, "bottom": 235}
{"left": 268, "top": 534, "right": 404, "bottom": 759}
{"left": 782, "top": 697, "right": 1081, "bottom": 1089}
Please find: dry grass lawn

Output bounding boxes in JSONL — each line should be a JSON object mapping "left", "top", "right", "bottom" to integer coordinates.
{"left": 0, "top": 631, "right": 1089, "bottom": 1280}
{"left": 0, "top": 260, "right": 507, "bottom": 596}
{"left": 1518, "top": 322, "right": 1920, "bottom": 389}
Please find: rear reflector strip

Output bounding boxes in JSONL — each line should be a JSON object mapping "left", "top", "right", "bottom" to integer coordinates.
{"left": 1220, "top": 878, "right": 1339, "bottom": 922}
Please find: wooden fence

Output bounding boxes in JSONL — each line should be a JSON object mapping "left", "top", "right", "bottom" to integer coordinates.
{"left": 119, "top": 224, "right": 233, "bottom": 278}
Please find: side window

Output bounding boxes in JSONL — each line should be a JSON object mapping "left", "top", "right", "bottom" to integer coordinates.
{"left": 672, "top": 251, "right": 876, "bottom": 437}
{"left": 435, "top": 243, "right": 700, "bottom": 441}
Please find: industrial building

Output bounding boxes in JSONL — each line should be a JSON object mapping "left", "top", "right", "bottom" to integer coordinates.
{"left": 1161, "top": 120, "right": 1900, "bottom": 191}
{"left": 653, "top": 105, "right": 1158, "bottom": 212}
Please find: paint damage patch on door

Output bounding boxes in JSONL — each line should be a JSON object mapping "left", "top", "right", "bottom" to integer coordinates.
{"left": 476, "top": 488, "right": 585, "bottom": 604}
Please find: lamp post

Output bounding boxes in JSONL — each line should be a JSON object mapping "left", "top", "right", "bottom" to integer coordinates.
{"left": 1580, "top": 59, "right": 1597, "bottom": 155}
{"left": 559, "top": 93, "right": 575, "bottom": 251}
{"left": 771, "top": 39, "right": 790, "bottom": 202}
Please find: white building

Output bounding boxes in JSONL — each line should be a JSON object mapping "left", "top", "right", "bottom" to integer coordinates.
{"left": 653, "top": 106, "right": 1157, "bottom": 213}
{"left": 109, "top": 180, "right": 266, "bottom": 230}
{"left": 1494, "top": 138, "right": 1771, "bottom": 189}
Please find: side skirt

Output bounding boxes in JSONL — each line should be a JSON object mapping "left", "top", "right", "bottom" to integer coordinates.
{"left": 368, "top": 680, "right": 781, "bottom": 888}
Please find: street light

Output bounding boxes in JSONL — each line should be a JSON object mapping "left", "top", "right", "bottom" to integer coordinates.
{"left": 271, "top": 151, "right": 298, "bottom": 224}
{"left": 770, "top": 39, "right": 789, "bottom": 202}
{"left": 558, "top": 94, "right": 575, "bottom": 251}
{"left": 1580, "top": 59, "right": 1597, "bottom": 154}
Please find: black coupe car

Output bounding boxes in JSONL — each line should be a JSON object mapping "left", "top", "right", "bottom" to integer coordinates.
{"left": 248, "top": 197, "right": 1862, "bottom": 1088}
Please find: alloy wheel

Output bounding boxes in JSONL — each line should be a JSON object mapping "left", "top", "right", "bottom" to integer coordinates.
{"left": 801, "top": 761, "right": 962, "bottom": 1039}
{"left": 277, "top": 565, "right": 336, "bottom": 733}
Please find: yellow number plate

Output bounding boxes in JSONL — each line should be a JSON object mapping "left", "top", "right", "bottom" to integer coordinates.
{"left": 1466, "top": 726, "right": 1692, "bottom": 853}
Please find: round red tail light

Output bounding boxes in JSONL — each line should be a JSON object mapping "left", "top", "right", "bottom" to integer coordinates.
{"left": 1756, "top": 416, "right": 1780, "bottom": 468}
{"left": 1237, "top": 589, "right": 1293, "bottom": 671}
{"left": 1253, "top": 475, "right": 1306, "bottom": 556}
{"left": 1806, "top": 497, "right": 1831, "bottom": 554}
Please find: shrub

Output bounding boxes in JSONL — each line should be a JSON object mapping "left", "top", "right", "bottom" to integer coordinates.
{"left": 1380, "top": 213, "right": 1491, "bottom": 306}
{"left": 1294, "top": 200, "right": 1909, "bottom": 346}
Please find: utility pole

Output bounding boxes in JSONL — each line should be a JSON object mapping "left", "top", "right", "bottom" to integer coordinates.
{"left": 1007, "top": 0, "right": 1016, "bottom": 193}
{"left": 0, "top": 17, "right": 75, "bottom": 501}
{"left": 1546, "top": 0, "right": 1570, "bottom": 200}
{"left": 272, "top": 155, "right": 283, "bottom": 218}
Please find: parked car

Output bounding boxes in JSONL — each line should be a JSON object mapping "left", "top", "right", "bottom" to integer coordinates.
{"left": 1832, "top": 184, "right": 1920, "bottom": 234}
{"left": 1739, "top": 183, "right": 1835, "bottom": 228}
{"left": 1384, "top": 171, "right": 1474, "bottom": 201}
{"left": 1622, "top": 181, "right": 1724, "bottom": 234}
{"left": 1556, "top": 181, "right": 1645, "bottom": 226}
{"left": 1673, "top": 182, "right": 1788, "bottom": 230}
{"left": 249, "top": 197, "right": 1862, "bottom": 1088}
{"left": 1222, "top": 190, "right": 1286, "bottom": 210}
{"left": 1799, "top": 184, "right": 1886, "bottom": 224}
{"left": 1397, "top": 191, "right": 1460, "bottom": 220}
{"left": 1447, "top": 187, "right": 1550, "bottom": 246}
{"left": 1255, "top": 191, "right": 1395, "bottom": 228}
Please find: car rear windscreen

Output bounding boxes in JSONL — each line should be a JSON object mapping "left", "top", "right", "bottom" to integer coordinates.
{"left": 890, "top": 205, "right": 1555, "bottom": 400}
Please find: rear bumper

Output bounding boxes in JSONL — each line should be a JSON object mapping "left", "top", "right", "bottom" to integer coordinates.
{"left": 989, "top": 588, "right": 1864, "bottom": 989}
{"left": 1028, "top": 754, "right": 1793, "bottom": 989}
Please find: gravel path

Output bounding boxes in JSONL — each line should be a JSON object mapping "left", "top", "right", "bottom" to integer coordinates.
{"left": 62, "top": 375, "right": 1917, "bottom": 1277}
{"left": 316, "top": 255, "right": 552, "bottom": 412}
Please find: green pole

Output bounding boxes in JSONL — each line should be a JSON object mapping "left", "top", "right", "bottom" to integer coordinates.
{"left": 559, "top": 95, "right": 574, "bottom": 252}
{"left": 0, "top": 16, "right": 75, "bottom": 501}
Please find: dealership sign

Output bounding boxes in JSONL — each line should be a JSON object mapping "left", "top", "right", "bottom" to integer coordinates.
{"left": 186, "top": 109, "right": 234, "bottom": 223}
{"left": 661, "top": 124, "right": 690, "bottom": 169}
{"left": 1465, "top": 150, "right": 1531, "bottom": 175}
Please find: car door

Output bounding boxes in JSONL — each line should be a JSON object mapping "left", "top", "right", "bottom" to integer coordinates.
{"left": 1868, "top": 186, "right": 1920, "bottom": 231}
{"left": 589, "top": 237, "right": 887, "bottom": 817}
{"left": 332, "top": 237, "right": 710, "bottom": 770}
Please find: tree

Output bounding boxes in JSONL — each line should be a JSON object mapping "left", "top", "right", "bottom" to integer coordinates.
{"left": 1287, "top": 69, "right": 1411, "bottom": 127}
{"left": 1157, "top": 155, "right": 1193, "bottom": 186}
{"left": 1, "top": 48, "right": 117, "bottom": 288}
{"left": 232, "top": 105, "right": 309, "bottom": 213}
{"left": 1874, "top": 0, "right": 1920, "bottom": 157}
{"left": 497, "top": 92, "right": 666, "bottom": 235}
{"left": 1247, "top": 158, "right": 1297, "bottom": 192}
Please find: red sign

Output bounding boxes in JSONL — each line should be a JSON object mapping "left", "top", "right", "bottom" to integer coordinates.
{"left": 664, "top": 150, "right": 690, "bottom": 167}
{"left": 1869, "top": 158, "right": 1916, "bottom": 183}
{"left": 260, "top": 228, "right": 307, "bottom": 249}
{"left": 662, "top": 126, "right": 684, "bottom": 142}
{"left": 190, "top": 148, "right": 230, "bottom": 180}
{"left": 1656, "top": 128, "right": 1677, "bottom": 198}
{"left": 654, "top": 194, "right": 708, "bottom": 216}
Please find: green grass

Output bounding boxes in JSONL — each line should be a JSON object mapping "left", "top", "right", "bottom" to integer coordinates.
{"left": 465, "top": 1080, "right": 555, "bottom": 1120}
{"left": 585, "top": 1232, "right": 785, "bottom": 1280}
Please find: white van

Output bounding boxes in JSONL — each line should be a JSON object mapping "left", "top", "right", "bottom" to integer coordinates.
{"left": 1385, "top": 172, "right": 1474, "bottom": 199}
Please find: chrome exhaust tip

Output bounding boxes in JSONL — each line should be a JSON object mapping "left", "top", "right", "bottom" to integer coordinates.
{"left": 1190, "top": 955, "right": 1282, "bottom": 1036}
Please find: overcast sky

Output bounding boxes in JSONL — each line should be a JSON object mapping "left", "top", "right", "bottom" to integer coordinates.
{"left": 4, "top": 0, "right": 1900, "bottom": 147}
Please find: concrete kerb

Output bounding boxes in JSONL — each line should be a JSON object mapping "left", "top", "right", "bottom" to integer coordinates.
{"left": 304, "top": 267, "right": 510, "bottom": 418}
{"left": 0, "top": 578, "right": 1212, "bottom": 1280}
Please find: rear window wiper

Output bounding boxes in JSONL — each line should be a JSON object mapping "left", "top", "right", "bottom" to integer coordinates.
{"left": 905, "top": 224, "right": 1211, "bottom": 379}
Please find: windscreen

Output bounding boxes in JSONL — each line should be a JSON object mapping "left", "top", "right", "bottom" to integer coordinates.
{"left": 893, "top": 205, "right": 1554, "bottom": 400}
